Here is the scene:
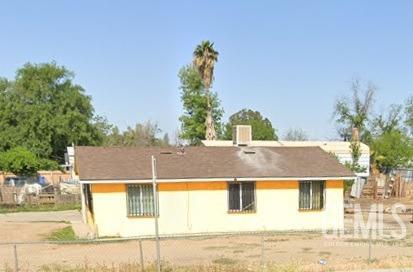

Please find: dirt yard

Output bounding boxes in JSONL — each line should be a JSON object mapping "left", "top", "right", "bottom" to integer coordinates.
{"left": 1, "top": 201, "right": 413, "bottom": 271}
{"left": 2, "top": 228, "right": 413, "bottom": 271}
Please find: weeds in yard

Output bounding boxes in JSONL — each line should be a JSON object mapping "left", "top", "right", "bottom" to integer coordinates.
{"left": 39, "top": 263, "right": 144, "bottom": 272}
{"left": 0, "top": 203, "right": 81, "bottom": 214}
{"left": 213, "top": 257, "right": 238, "bottom": 265}
{"left": 236, "top": 242, "right": 260, "bottom": 248}
{"left": 203, "top": 245, "right": 229, "bottom": 250}
{"left": 36, "top": 262, "right": 305, "bottom": 272}
{"left": 344, "top": 238, "right": 403, "bottom": 247}
{"left": 12, "top": 255, "right": 413, "bottom": 272}
{"left": 318, "top": 251, "right": 331, "bottom": 256}
{"left": 2, "top": 264, "right": 13, "bottom": 272}
{"left": 46, "top": 226, "right": 77, "bottom": 241}
{"left": 203, "top": 242, "right": 259, "bottom": 252}
{"left": 265, "top": 237, "right": 289, "bottom": 243}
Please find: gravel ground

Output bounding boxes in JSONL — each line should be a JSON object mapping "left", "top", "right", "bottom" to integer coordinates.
{"left": 0, "top": 210, "right": 81, "bottom": 224}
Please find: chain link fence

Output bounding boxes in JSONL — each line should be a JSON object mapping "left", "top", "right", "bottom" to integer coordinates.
{"left": 2, "top": 223, "right": 413, "bottom": 272}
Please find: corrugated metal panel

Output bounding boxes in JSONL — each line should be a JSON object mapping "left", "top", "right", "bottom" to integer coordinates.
{"left": 350, "top": 177, "right": 366, "bottom": 198}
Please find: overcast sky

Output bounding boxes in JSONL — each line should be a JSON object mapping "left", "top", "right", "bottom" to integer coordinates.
{"left": 1, "top": 1, "right": 412, "bottom": 140}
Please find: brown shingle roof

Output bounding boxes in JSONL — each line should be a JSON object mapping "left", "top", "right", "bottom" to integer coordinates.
{"left": 75, "top": 146, "right": 355, "bottom": 181}
{"left": 75, "top": 146, "right": 354, "bottom": 180}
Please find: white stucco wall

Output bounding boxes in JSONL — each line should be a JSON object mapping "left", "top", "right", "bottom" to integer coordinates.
{"left": 90, "top": 182, "right": 344, "bottom": 238}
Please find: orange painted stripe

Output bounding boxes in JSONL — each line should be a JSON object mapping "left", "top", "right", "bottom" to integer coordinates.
{"left": 92, "top": 184, "right": 125, "bottom": 193}
{"left": 159, "top": 182, "right": 227, "bottom": 191}
{"left": 90, "top": 180, "right": 343, "bottom": 193}
{"left": 256, "top": 181, "right": 298, "bottom": 189}
{"left": 326, "top": 180, "right": 343, "bottom": 188}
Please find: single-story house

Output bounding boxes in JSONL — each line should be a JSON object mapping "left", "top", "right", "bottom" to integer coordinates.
{"left": 75, "top": 145, "right": 354, "bottom": 238}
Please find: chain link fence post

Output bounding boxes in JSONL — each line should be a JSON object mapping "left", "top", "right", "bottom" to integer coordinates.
{"left": 368, "top": 231, "right": 372, "bottom": 263}
{"left": 13, "top": 244, "right": 19, "bottom": 272}
{"left": 139, "top": 239, "right": 144, "bottom": 271}
{"left": 260, "top": 232, "right": 265, "bottom": 271}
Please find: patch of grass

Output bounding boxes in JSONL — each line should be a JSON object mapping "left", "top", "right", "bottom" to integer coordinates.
{"left": 39, "top": 263, "right": 146, "bottom": 272}
{"left": 269, "top": 264, "right": 303, "bottom": 272}
{"left": 46, "top": 226, "right": 77, "bottom": 241}
{"left": 235, "top": 242, "right": 260, "bottom": 248}
{"left": 233, "top": 249, "right": 244, "bottom": 253}
{"left": 344, "top": 238, "right": 402, "bottom": 246}
{"left": 0, "top": 203, "right": 81, "bottom": 214}
{"left": 318, "top": 251, "right": 332, "bottom": 256}
{"left": 301, "top": 247, "right": 312, "bottom": 252}
{"left": 203, "top": 245, "right": 229, "bottom": 250}
{"left": 367, "top": 258, "right": 379, "bottom": 264}
{"left": 265, "top": 237, "right": 290, "bottom": 243}
{"left": 212, "top": 257, "right": 238, "bottom": 265}
{"left": 25, "top": 255, "right": 413, "bottom": 272}
{"left": 0, "top": 262, "right": 306, "bottom": 272}
{"left": 2, "top": 264, "right": 13, "bottom": 272}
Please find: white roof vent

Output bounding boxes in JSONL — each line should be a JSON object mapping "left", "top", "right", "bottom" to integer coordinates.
{"left": 233, "top": 125, "right": 252, "bottom": 146}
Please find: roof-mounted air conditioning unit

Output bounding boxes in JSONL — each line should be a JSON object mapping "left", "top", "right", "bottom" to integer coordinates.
{"left": 232, "top": 125, "right": 252, "bottom": 146}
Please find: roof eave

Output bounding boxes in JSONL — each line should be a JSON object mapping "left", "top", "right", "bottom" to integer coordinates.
{"left": 79, "top": 176, "right": 356, "bottom": 184}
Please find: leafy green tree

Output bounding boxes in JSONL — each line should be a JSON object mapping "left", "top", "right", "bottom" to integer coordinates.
{"left": 371, "top": 130, "right": 413, "bottom": 172}
{"left": 0, "top": 62, "right": 103, "bottom": 161}
{"left": 334, "top": 82, "right": 413, "bottom": 174}
{"left": 345, "top": 137, "right": 367, "bottom": 174}
{"left": 283, "top": 128, "right": 308, "bottom": 141}
{"left": 37, "top": 158, "right": 60, "bottom": 171}
{"left": 102, "top": 127, "right": 123, "bottom": 146}
{"left": 162, "top": 133, "right": 170, "bottom": 146}
{"left": 179, "top": 65, "right": 223, "bottom": 145}
{"left": 122, "top": 121, "right": 165, "bottom": 147}
{"left": 333, "top": 79, "right": 376, "bottom": 142}
{"left": 0, "top": 147, "right": 58, "bottom": 176}
{"left": 0, "top": 78, "right": 8, "bottom": 92}
{"left": 406, "top": 96, "right": 413, "bottom": 136}
{"left": 370, "top": 104, "right": 403, "bottom": 136}
{"left": 223, "top": 109, "right": 277, "bottom": 140}
{"left": 92, "top": 115, "right": 114, "bottom": 142}
{"left": 193, "top": 41, "right": 219, "bottom": 140}
{"left": 103, "top": 121, "right": 170, "bottom": 147}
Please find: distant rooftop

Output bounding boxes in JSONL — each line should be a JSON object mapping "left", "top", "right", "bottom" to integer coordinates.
{"left": 201, "top": 140, "right": 370, "bottom": 153}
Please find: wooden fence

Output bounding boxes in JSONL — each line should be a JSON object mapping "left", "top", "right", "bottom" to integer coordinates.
{"left": 0, "top": 171, "right": 71, "bottom": 186}
{"left": 0, "top": 185, "right": 80, "bottom": 206}
{"left": 0, "top": 186, "right": 20, "bottom": 204}
{"left": 362, "top": 171, "right": 413, "bottom": 199}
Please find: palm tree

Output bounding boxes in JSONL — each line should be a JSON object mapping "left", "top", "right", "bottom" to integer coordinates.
{"left": 193, "top": 40, "right": 219, "bottom": 140}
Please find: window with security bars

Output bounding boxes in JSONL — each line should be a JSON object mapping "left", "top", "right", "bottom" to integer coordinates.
{"left": 299, "top": 180, "right": 325, "bottom": 210}
{"left": 228, "top": 182, "right": 255, "bottom": 212}
{"left": 127, "top": 184, "right": 155, "bottom": 216}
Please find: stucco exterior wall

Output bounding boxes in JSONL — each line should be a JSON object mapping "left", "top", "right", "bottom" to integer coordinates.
{"left": 89, "top": 180, "right": 344, "bottom": 237}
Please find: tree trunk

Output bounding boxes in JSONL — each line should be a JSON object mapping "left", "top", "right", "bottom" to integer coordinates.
{"left": 205, "top": 94, "right": 216, "bottom": 140}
